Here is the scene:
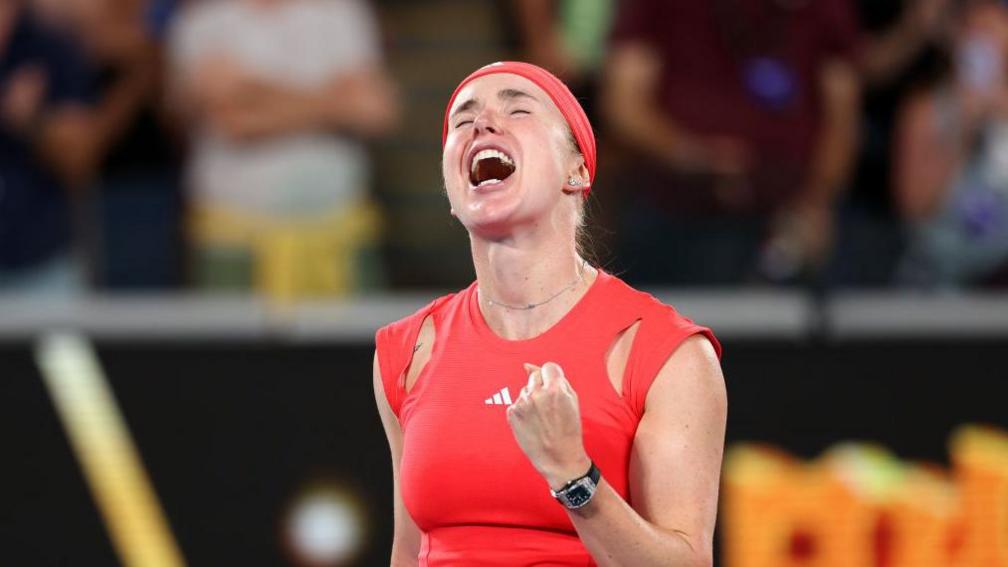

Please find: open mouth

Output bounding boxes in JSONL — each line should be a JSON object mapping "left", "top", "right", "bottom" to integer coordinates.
{"left": 469, "top": 148, "right": 516, "bottom": 188}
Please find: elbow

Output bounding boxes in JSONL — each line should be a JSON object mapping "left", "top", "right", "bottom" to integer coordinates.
{"left": 661, "top": 527, "right": 712, "bottom": 567}
{"left": 692, "top": 552, "right": 713, "bottom": 567}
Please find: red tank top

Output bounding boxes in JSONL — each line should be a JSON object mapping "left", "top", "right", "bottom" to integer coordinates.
{"left": 375, "top": 270, "right": 721, "bottom": 566}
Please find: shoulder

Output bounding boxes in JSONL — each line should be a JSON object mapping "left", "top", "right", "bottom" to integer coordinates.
{"left": 599, "top": 273, "right": 722, "bottom": 416}
{"left": 603, "top": 272, "right": 722, "bottom": 357}
{"left": 373, "top": 288, "right": 467, "bottom": 418}
{"left": 374, "top": 285, "right": 471, "bottom": 371}
{"left": 375, "top": 287, "right": 465, "bottom": 346}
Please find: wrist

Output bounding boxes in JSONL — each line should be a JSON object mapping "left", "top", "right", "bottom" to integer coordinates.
{"left": 543, "top": 453, "right": 592, "bottom": 491}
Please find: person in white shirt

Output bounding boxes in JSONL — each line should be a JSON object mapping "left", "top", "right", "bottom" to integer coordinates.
{"left": 168, "top": 0, "right": 398, "bottom": 294}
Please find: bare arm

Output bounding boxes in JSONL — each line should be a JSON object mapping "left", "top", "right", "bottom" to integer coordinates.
{"left": 861, "top": 0, "right": 951, "bottom": 87}
{"left": 566, "top": 336, "right": 726, "bottom": 567}
{"left": 373, "top": 352, "right": 422, "bottom": 567}
{"left": 509, "top": 336, "right": 726, "bottom": 567}
{"left": 602, "top": 43, "right": 747, "bottom": 176}
{"left": 800, "top": 58, "right": 861, "bottom": 210}
{"left": 35, "top": 44, "right": 161, "bottom": 187}
{"left": 768, "top": 58, "right": 861, "bottom": 271}
{"left": 176, "top": 61, "right": 400, "bottom": 142}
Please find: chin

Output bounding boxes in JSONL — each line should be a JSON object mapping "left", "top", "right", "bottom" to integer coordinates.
{"left": 462, "top": 202, "right": 523, "bottom": 240}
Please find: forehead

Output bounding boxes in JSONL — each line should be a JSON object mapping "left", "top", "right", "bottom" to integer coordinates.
{"left": 450, "top": 73, "right": 560, "bottom": 116}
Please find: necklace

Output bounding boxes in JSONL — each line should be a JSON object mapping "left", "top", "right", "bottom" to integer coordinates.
{"left": 480, "top": 260, "right": 587, "bottom": 311}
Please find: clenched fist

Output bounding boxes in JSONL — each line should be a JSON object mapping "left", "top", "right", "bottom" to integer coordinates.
{"left": 506, "top": 362, "right": 592, "bottom": 491}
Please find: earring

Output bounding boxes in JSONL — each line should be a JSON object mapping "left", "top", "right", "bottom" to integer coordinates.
{"left": 568, "top": 178, "right": 582, "bottom": 187}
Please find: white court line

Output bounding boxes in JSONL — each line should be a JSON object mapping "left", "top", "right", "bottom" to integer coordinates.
{"left": 34, "top": 333, "right": 186, "bottom": 567}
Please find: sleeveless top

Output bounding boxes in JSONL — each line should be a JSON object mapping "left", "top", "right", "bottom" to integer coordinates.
{"left": 375, "top": 270, "right": 721, "bottom": 566}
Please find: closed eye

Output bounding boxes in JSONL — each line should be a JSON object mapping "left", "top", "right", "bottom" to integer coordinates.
{"left": 510, "top": 109, "right": 530, "bottom": 116}
{"left": 455, "top": 119, "right": 473, "bottom": 129}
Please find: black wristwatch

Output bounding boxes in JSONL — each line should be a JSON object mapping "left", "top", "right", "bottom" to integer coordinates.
{"left": 550, "top": 461, "right": 601, "bottom": 509}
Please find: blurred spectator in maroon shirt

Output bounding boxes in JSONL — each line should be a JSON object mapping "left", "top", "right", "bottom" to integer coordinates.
{"left": 602, "top": 0, "right": 861, "bottom": 285}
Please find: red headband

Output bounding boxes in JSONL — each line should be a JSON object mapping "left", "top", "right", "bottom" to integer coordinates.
{"left": 442, "top": 61, "right": 597, "bottom": 194}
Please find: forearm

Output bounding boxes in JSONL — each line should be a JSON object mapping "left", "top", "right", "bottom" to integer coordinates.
{"left": 311, "top": 71, "right": 399, "bottom": 137}
{"left": 861, "top": 19, "right": 927, "bottom": 87}
{"left": 800, "top": 125, "right": 856, "bottom": 208}
{"left": 614, "top": 107, "right": 695, "bottom": 166}
{"left": 566, "top": 479, "right": 708, "bottom": 567}
{"left": 38, "top": 66, "right": 154, "bottom": 185}
{"left": 92, "top": 69, "right": 157, "bottom": 154}
{"left": 796, "top": 62, "right": 860, "bottom": 208}
{"left": 228, "top": 71, "right": 397, "bottom": 139}
{"left": 603, "top": 47, "right": 709, "bottom": 171}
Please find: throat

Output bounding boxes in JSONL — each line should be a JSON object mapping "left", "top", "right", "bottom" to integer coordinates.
{"left": 476, "top": 262, "right": 597, "bottom": 341}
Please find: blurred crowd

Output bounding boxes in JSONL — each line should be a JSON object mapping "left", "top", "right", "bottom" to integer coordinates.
{"left": 3, "top": 0, "right": 1008, "bottom": 297}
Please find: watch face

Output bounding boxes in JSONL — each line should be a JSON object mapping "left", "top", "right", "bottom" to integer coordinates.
{"left": 566, "top": 485, "right": 591, "bottom": 507}
{"left": 560, "top": 477, "right": 597, "bottom": 509}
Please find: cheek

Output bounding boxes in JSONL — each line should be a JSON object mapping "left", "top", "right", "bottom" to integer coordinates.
{"left": 442, "top": 136, "right": 466, "bottom": 178}
{"left": 441, "top": 151, "right": 462, "bottom": 193}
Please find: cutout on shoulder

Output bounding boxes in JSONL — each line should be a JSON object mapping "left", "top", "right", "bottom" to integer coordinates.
{"left": 604, "top": 319, "right": 641, "bottom": 398}
{"left": 403, "top": 314, "right": 436, "bottom": 394}
{"left": 620, "top": 306, "right": 721, "bottom": 418}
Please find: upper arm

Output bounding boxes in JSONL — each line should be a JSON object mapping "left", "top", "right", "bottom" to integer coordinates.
{"left": 628, "top": 334, "right": 727, "bottom": 559}
{"left": 373, "top": 351, "right": 422, "bottom": 565}
{"left": 602, "top": 42, "right": 661, "bottom": 121}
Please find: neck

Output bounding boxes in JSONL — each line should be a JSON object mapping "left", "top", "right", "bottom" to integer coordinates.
{"left": 470, "top": 225, "right": 596, "bottom": 341}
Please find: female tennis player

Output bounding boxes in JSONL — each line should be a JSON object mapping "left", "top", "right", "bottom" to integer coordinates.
{"left": 373, "top": 61, "right": 727, "bottom": 566}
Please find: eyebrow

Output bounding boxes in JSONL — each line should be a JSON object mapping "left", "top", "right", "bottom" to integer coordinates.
{"left": 450, "top": 89, "right": 540, "bottom": 120}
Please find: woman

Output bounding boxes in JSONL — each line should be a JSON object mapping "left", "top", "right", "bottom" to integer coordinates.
{"left": 373, "top": 61, "right": 727, "bottom": 566}
{"left": 894, "top": 0, "right": 1008, "bottom": 287}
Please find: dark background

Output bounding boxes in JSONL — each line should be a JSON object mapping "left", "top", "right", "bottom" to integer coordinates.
{"left": 3, "top": 336, "right": 1005, "bottom": 566}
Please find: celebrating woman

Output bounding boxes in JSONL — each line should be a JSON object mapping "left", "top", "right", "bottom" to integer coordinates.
{"left": 373, "top": 61, "right": 727, "bottom": 566}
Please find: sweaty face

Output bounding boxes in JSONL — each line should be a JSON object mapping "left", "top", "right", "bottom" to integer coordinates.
{"left": 442, "top": 73, "right": 577, "bottom": 238}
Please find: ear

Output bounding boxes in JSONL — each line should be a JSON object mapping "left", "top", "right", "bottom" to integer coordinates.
{"left": 562, "top": 161, "right": 591, "bottom": 194}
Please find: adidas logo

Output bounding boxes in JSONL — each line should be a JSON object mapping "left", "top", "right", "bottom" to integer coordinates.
{"left": 484, "top": 386, "right": 513, "bottom": 406}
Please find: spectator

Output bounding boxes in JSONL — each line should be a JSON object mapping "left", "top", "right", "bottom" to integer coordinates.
{"left": 602, "top": 0, "right": 861, "bottom": 285}
{"left": 509, "top": 0, "right": 614, "bottom": 120}
{"left": 894, "top": 0, "right": 1008, "bottom": 288}
{"left": 66, "top": 0, "right": 184, "bottom": 289}
{"left": 168, "top": 0, "right": 399, "bottom": 298}
{"left": 508, "top": 0, "right": 618, "bottom": 263}
{"left": 0, "top": 0, "right": 93, "bottom": 294}
{"left": 831, "top": 0, "right": 953, "bottom": 287}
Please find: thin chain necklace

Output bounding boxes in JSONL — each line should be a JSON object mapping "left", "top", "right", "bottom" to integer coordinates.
{"left": 480, "top": 260, "right": 587, "bottom": 311}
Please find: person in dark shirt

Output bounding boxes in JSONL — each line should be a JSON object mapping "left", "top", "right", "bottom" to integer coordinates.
{"left": 831, "top": 0, "right": 951, "bottom": 287}
{"left": 0, "top": 0, "right": 94, "bottom": 293}
{"left": 602, "top": 0, "right": 862, "bottom": 285}
{"left": 69, "top": 0, "right": 183, "bottom": 289}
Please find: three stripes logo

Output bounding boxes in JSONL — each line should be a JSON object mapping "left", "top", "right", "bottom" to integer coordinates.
{"left": 484, "top": 386, "right": 513, "bottom": 406}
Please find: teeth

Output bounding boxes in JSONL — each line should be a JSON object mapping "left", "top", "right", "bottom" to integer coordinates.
{"left": 470, "top": 148, "right": 515, "bottom": 174}
{"left": 477, "top": 178, "right": 502, "bottom": 187}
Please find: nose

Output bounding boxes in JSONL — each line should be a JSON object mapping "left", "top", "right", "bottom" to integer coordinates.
{"left": 472, "top": 109, "right": 501, "bottom": 136}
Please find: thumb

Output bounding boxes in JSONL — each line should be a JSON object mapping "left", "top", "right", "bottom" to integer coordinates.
{"left": 523, "top": 363, "right": 540, "bottom": 375}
